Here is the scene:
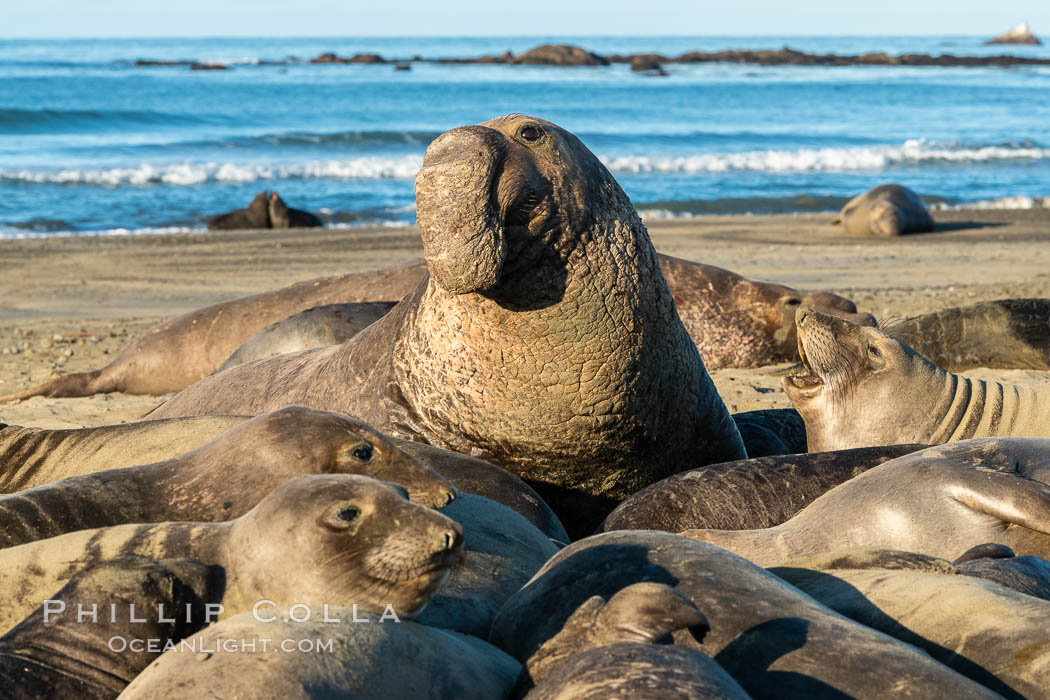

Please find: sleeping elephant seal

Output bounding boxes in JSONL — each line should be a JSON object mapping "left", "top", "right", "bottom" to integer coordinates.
{"left": 682, "top": 438, "right": 1050, "bottom": 565}
{"left": 207, "top": 191, "right": 271, "bottom": 230}
{"left": 516, "top": 583, "right": 750, "bottom": 699}
{"left": 268, "top": 191, "right": 323, "bottom": 228}
{"left": 785, "top": 307, "right": 1050, "bottom": 451}
{"left": 0, "top": 406, "right": 457, "bottom": 549}
{"left": 120, "top": 609, "right": 521, "bottom": 700}
{"left": 884, "top": 298, "right": 1050, "bottom": 372}
{"left": 218, "top": 301, "right": 397, "bottom": 370}
{"left": 149, "top": 115, "right": 747, "bottom": 536}
{"left": 832, "top": 183, "right": 935, "bottom": 237}
{"left": 0, "top": 474, "right": 464, "bottom": 632}
{"left": 602, "top": 442, "right": 927, "bottom": 533}
{"left": 771, "top": 547, "right": 1050, "bottom": 698}
{"left": 0, "top": 556, "right": 221, "bottom": 700}
{"left": 0, "top": 415, "right": 568, "bottom": 542}
{"left": 491, "top": 530, "right": 999, "bottom": 698}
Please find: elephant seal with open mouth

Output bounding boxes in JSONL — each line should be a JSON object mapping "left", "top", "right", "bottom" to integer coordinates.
{"left": 148, "top": 115, "right": 747, "bottom": 535}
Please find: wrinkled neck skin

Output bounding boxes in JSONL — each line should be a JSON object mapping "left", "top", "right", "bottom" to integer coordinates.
{"left": 389, "top": 204, "right": 729, "bottom": 495}
{"left": 796, "top": 352, "right": 1050, "bottom": 451}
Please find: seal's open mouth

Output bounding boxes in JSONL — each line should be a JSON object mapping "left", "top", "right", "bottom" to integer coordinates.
{"left": 787, "top": 334, "right": 823, "bottom": 390}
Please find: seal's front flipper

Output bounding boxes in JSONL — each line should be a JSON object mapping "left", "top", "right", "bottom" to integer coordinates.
{"left": 949, "top": 469, "right": 1050, "bottom": 536}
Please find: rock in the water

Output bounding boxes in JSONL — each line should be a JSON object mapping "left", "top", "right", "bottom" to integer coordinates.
{"left": 986, "top": 23, "right": 1041, "bottom": 45}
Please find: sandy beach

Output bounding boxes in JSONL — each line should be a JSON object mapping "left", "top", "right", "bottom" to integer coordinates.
{"left": 2, "top": 208, "right": 1049, "bottom": 429}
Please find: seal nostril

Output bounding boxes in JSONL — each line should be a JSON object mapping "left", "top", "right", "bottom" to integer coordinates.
{"left": 442, "top": 530, "right": 461, "bottom": 552}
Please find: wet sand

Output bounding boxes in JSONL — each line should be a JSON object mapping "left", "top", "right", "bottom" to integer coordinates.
{"left": 2, "top": 208, "right": 1049, "bottom": 428}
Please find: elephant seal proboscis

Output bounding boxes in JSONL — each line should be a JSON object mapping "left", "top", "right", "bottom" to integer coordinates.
{"left": 786, "top": 306, "right": 1050, "bottom": 451}
{"left": 0, "top": 474, "right": 464, "bottom": 632}
{"left": 884, "top": 298, "right": 1050, "bottom": 372}
{"left": 268, "top": 191, "right": 323, "bottom": 228}
{"left": 832, "top": 183, "right": 935, "bottom": 236}
{"left": 491, "top": 530, "right": 999, "bottom": 698}
{"left": 0, "top": 406, "right": 458, "bottom": 549}
{"left": 0, "top": 556, "right": 220, "bottom": 699}
{"left": 0, "top": 414, "right": 568, "bottom": 542}
{"left": 602, "top": 443, "right": 928, "bottom": 533}
{"left": 217, "top": 301, "right": 397, "bottom": 370}
{"left": 0, "top": 255, "right": 868, "bottom": 402}
{"left": 771, "top": 547, "right": 1050, "bottom": 698}
{"left": 207, "top": 191, "right": 271, "bottom": 231}
{"left": 513, "top": 583, "right": 749, "bottom": 700}
{"left": 682, "top": 438, "right": 1050, "bottom": 565}
{"left": 120, "top": 607, "right": 520, "bottom": 700}
{"left": 149, "top": 115, "right": 748, "bottom": 536}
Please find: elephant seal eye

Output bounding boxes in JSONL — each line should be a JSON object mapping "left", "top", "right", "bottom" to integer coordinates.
{"left": 352, "top": 444, "right": 373, "bottom": 462}
{"left": 519, "top": 125, "right": 542, "bottom": 142}
{"left": 868, "top": 345, "right": 881, "bottom": 358}
{"left": 336, "top": 506, "right": 360, "bottom": 523}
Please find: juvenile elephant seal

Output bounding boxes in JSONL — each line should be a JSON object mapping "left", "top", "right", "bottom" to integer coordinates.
{"left": 786, "top": 307, "right": 1050, "bottom": 451}
{"left": 0, "top": 556, "right": 221, "bottom": 700}
{"left": 268, "top": 191, "right": 323, "bottom": 228}
{"left": 491, "top": 530, "right": 999, "bottom": 698}
{"left": 832, "top": 183, "right": 935, "bottom": 236}
{"left": 682, "top": 438, "right": 1050, "bottom": 565}
{"left": 150, "top": 115, "right": 747, "bottom": 535}
{"left": 121, "top": 608, "right": 520, "bottom": 700}
{"left": 771, "top": 547, "right": 1050, "bottom": 698}
{"left": 218, "top": 301, "right": 397, "bottom": 370}
{"left": 602, "top": 443, "right": 927, "bottom": 533}
{"left": 0, "top": 474, "right": 464, "bottom": 632}
{"left": 884, "top": 298, "right": 1050, "bottom": 372}
{"left": 207, "top": 191, "right": 271, "bottom": 230}
{"left": 0, "top": 255, "right": 866, "bottom": 402}
{"left": 0, "top": 406, "right": 457, "bottom": 549}
{"left": 0, "top": 414, "right": 567, "bottom": 542}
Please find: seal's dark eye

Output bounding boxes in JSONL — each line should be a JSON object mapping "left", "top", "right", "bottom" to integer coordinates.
{"left": 785, "top": 299, "right": 801, "bottom": 307}
{"left": 336, "top": 507, "right": 360, "bottom": 523}
{"left": 519, "top": 125, "right": 542, "bottom": 142}
{"left": 352, "top": 444, "right": 373, "bottom": 462}
{"left": 868, "top": 345, "right": 881, "bottom": 358}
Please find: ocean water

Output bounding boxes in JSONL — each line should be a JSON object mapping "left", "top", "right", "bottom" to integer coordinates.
{"left": 1, "top": 35, "right": 1048, "bottom": 237}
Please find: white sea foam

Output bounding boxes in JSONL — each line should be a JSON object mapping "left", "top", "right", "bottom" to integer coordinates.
{"left": 932, "top": 195, "right": 1050, "bottom": 210}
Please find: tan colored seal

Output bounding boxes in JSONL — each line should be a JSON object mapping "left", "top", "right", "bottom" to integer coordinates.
{"left": 832, "top": 183, "right": 934, "bottom": 236}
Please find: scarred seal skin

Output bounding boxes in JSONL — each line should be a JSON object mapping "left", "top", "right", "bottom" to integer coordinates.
{"left": 0, "top": 406, "right": 458, "bottom": 549}
{"left": 491, "top": 530, "right": 1000, "bottom": 698}
{"left": 0, "top": 474, "right": 464, "bottom": 632}
{"left": 148, "top": 115, "right": 748, "bottom": 536}
{"left": 832, "top": 183, "right": 935, "bottom": 237}
{"left": 681, "top": 437, "right": 1050, "bottom": 565}
{"left": 0, "top": 556, "right": 222, "bottom": 700}
{"left": 785, "top": 306, "right": 1050, "bottom": 451}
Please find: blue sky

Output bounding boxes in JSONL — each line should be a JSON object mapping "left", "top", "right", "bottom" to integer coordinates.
{"left": 5, "top": 0, "right": 1050, "bottom": 38}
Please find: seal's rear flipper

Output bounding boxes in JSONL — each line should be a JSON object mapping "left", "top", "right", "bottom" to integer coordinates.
{"left": 0, "top": 369, "right": 105, "bottom": 404}
{"left": 950, "top": 472, "right": 1050, "bottom": 535}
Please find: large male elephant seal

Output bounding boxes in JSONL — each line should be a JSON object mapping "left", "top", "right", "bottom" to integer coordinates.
{"left": 602, "top": 443, "right": 927, "bottom": 533}
{"left": 0, "top": 556, "right": 221, "bottom": 700}
{"left": 0, "top": 414, "right": 568, "bottom": 542}
{"left": 786, "top": 307, "right": 1050, "bottom": 451}
{"left": 0, "top": 406, "right": 458, "bottom": 549}
{"left": 0, "top": 474, "right": 464, "bottom": 632}
{"left": 771, "top": 547, "right": 1050, "bottom": 698}
{"left": 491, "top": 530, "right": 999, "bottom": 698}
{"left": 832, "top": 183, "right": 935, "bottom": 237}
{"left": 681, "top": 438, "right": 1050, "bottom": 565}
{"left": 149, "top": 115, "right": 748, "bottom": 535}
{"left": 884, "top": 298, "right": 1050, "bottom": 372}
{"left": 207, "top": 191, "right": 271, "bottom": 230}
{"left": 121, "top": 608, "right": 521, "bottom": 700}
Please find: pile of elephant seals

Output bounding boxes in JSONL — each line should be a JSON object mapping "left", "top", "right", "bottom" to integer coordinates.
{"left": 786, "top": 306, "right": 1050, "bottom": 451}
{"left": 832, "top": 183, "right": 935, "bottom": 236}
{"left": 208, "top": 190, "right": 322, "bottom": 230}
{"left": 148, "top": 114, "right": 749, "bottom": 536}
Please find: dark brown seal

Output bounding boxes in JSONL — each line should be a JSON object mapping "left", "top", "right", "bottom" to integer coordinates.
{"left": 0, "top": 406, "right": 457, "bottom": 549}
{"left": 0, "top": 556, "right": 221, "bottom": 700}
{"left": 832, "top": 183, "right": 935, "bottom": 236}
{"left": 268, "top": 191, "right": 323, "bottom": 228}
{"left": 785, "top": 306, "right": 1050, "bottom": 451}
{"left": 682, "top": 438, "right": 1050, "bottom": 565}
{"left": 602, "top": 443, "right": 928, "bottom": 533}
{"left": 149, "top": 115, "right": 748, "bottom": 536}
{"left": 0, "top": 474, "right": 464, "bottom": 632}
{"left": 491, "top": 530, "right": 999, "bottom": 698}
{"left": 207, "top": 191, "right": 271, "bottom": 230}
